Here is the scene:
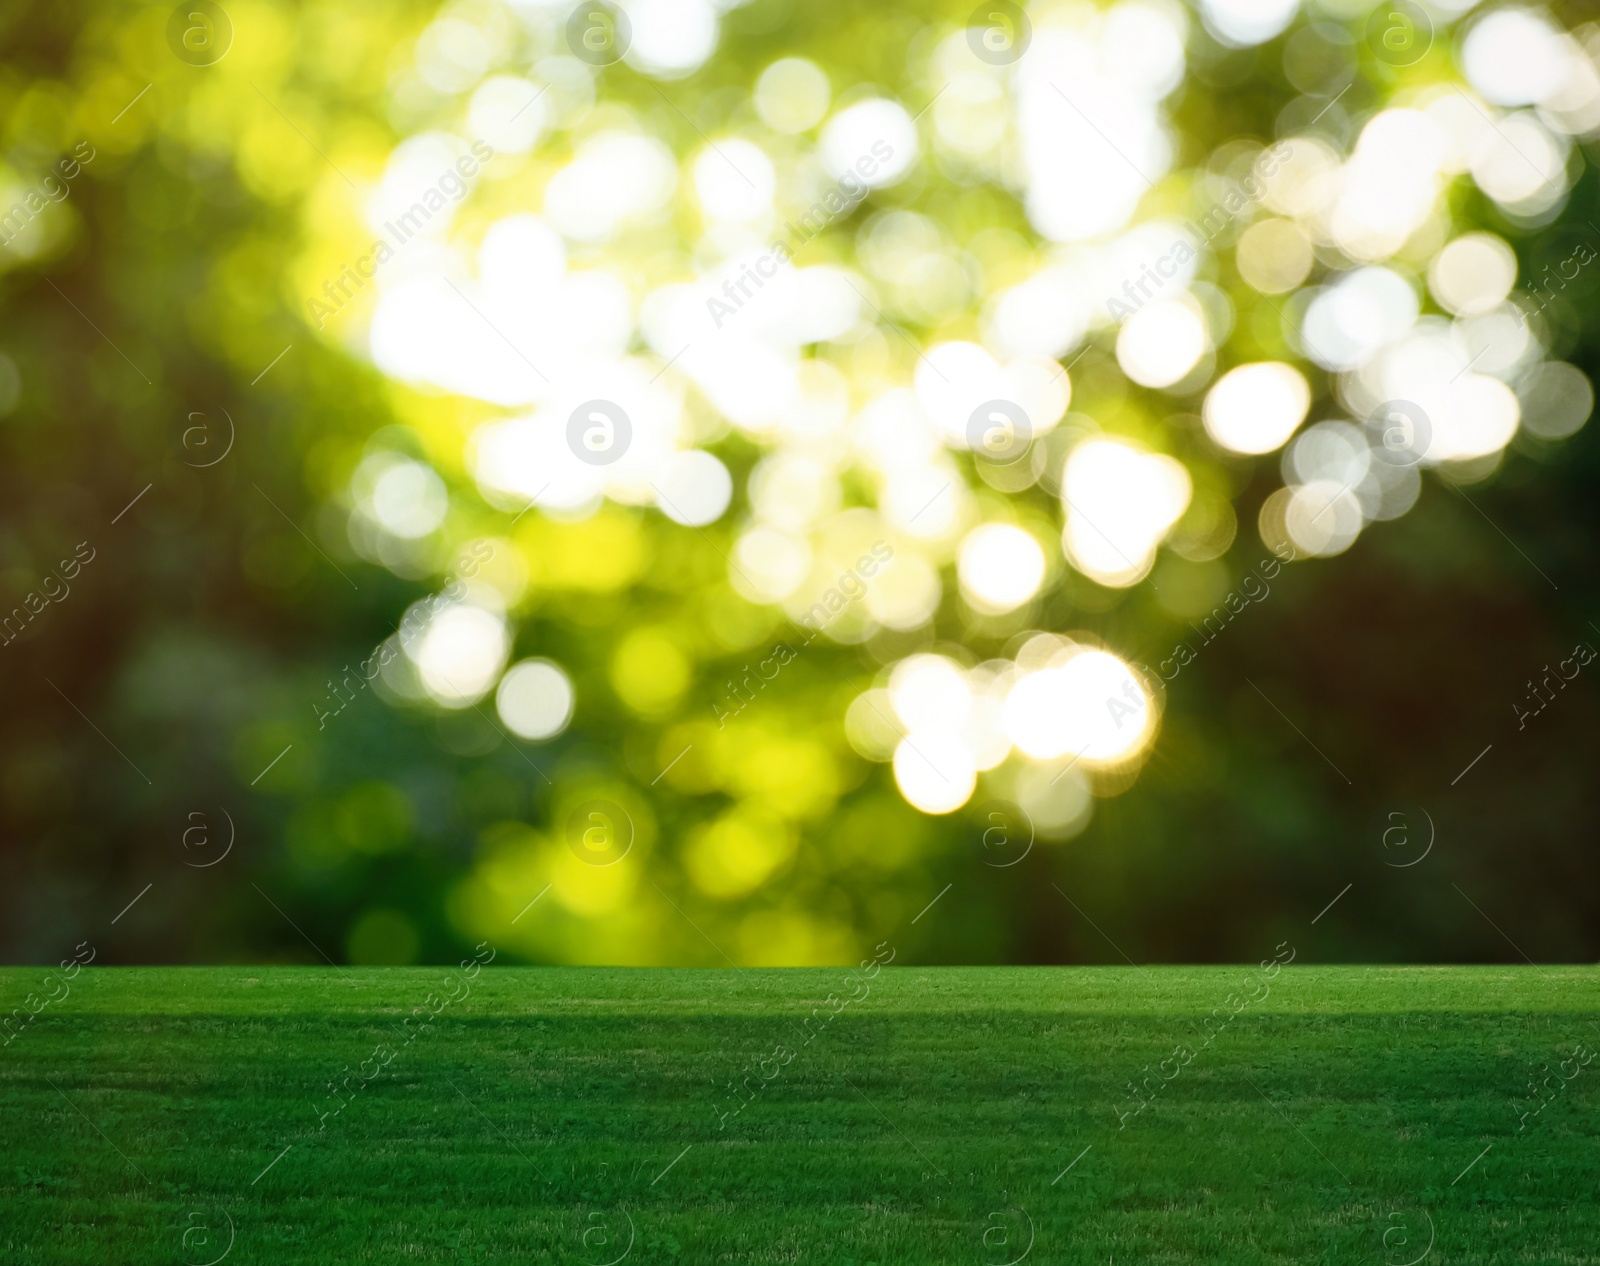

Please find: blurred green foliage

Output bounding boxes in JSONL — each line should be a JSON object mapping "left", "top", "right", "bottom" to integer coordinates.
{"left": 2, "top": 0, "right": 1598, "bottom": 968}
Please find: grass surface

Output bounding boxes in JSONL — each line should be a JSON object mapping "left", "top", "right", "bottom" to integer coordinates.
{"left": 1, "top": 966, "right": 1598, "bottom": 1264}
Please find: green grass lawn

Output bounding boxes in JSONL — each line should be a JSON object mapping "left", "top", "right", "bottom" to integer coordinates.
{"left": 2, "top": 966, "right": 1597, "bottom": 1264}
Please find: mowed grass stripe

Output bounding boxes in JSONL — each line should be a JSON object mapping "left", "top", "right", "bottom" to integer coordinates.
{"left": 0, "top": 967, "right": 1595, "bottom": 1264}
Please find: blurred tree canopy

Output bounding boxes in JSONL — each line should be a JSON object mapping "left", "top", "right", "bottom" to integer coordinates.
{"left": 2, "top": 0, "right": 1598, "bottom": 968}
